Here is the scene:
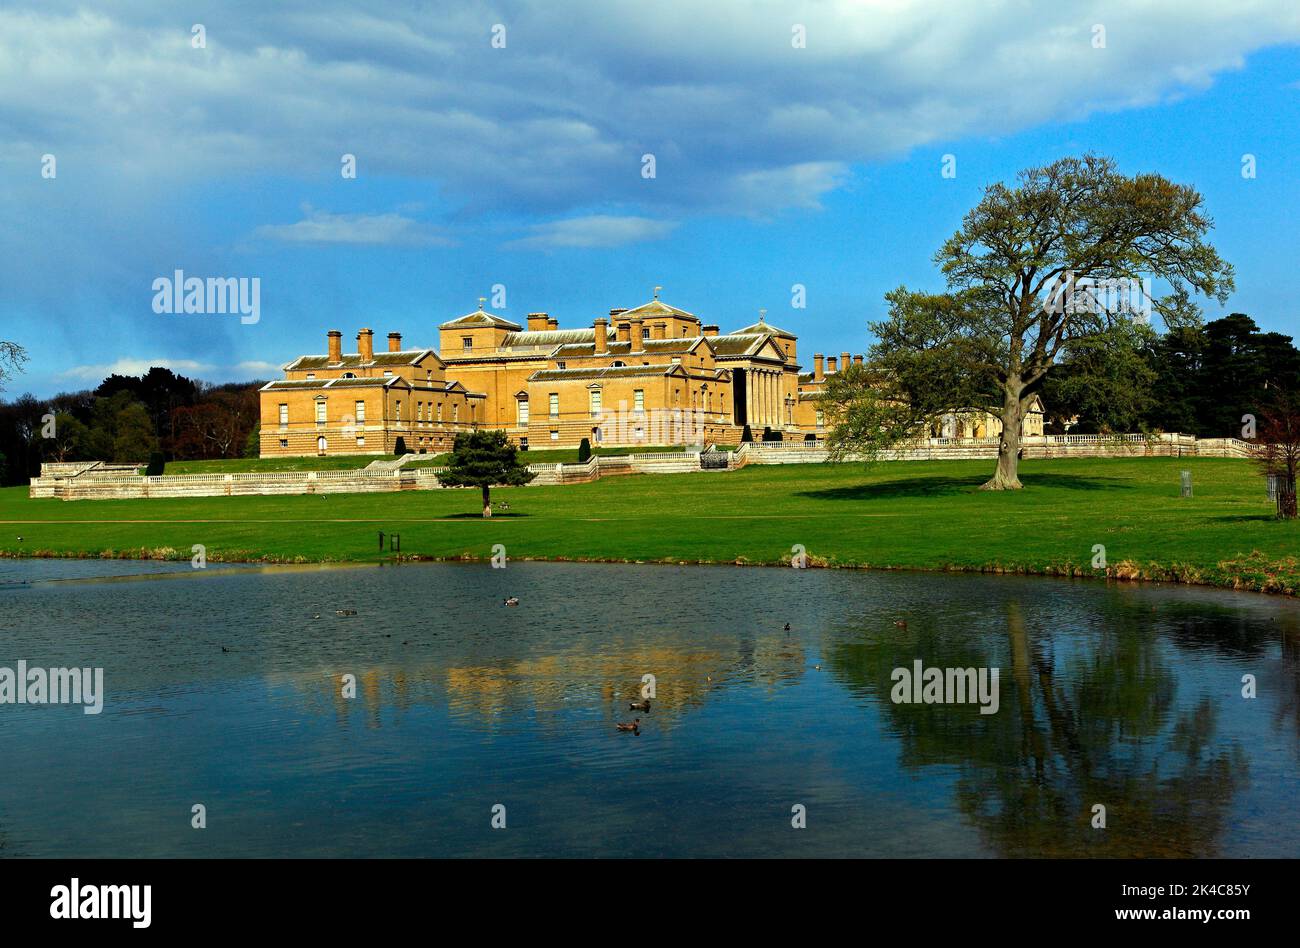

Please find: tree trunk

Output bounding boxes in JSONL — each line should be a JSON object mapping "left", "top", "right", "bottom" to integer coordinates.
{"left": 482, "top": 485, "right": 492, "bottom": 518}
{"left": 1279, "top": 474, "right": 1297, "bottom": 521}
{"left": 981, "top": 388, "right": 1025, "bottom": 490}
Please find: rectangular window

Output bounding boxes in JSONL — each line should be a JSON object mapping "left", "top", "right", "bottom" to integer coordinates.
{"left": 356, "top": 436, "right": 365, "bottom": 446}
{"left": 518, "top": 398, "right": 529, "bottom": 426}
{"left": 816, "top": 409, "right": 825, "bottom": 427}
{"left": 315, "top": 401, "right": 326, "bottom": 424}
{"left": 395, "top": 400, "right": 402, "bottom": 420}
{"left": 549, "top": 393, "right": 559, "bottom": 417}
{"left": 437, "top": 403, "right": 443, "bottom": 422}
{"left": 306, "top": 373, "right": 315, "bottom": 380}
{"left": 520, "top": 437, "right": 529, "bottom": 451}
{"left": 383, "top": 370, "right": 393, "bottom": 378}
{"left": 278, "top": 439, "right": 287, "bottom": 448}
{"left": 633, "top": 389, "right": 644, "bottom": 411}
{"left": 355, "top": 400, "right": 365, "bottom": 423}
{"left": 556, "top": 361, "right": 566, "bottom": 370}
{"left": 550, "top": 430, "right": 559, "bottom": 441}
{"left": 590, "top": 389, "right": 602, "bottom": 416}
{"left": 278, "top": 404, "right": 288, "bottom": 425}
{"left": 452, "top": 403, "right": 459, "bottom": 422}
{"left": 671, "top": 356, "right": 681, "bottom": 365}
{"left": 417, "top": 402, "right": 424, "bottom": 422}
{"left": 462, "top": 337, "right": 473, "bottom": 351}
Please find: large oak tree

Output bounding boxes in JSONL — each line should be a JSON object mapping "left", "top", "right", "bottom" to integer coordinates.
{"left": 823, "top": 156, "right": 1234, "bottom": 489}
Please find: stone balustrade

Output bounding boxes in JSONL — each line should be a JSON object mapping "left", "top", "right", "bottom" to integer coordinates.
{"left": 28, "top": 433, "right": 1257, "bottom": 501}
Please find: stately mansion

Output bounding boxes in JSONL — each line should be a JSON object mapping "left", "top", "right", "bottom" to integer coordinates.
{"left": 258, "top": 292, "right": 1043, "bottom": 457}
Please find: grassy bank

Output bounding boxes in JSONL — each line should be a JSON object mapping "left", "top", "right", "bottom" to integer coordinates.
{"left": 3, "top": 457, "right": 1297, "bottom": 595}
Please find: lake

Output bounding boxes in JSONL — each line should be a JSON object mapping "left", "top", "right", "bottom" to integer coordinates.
{"left": 1, "top": 559, "right": 1296, "bottom": 857}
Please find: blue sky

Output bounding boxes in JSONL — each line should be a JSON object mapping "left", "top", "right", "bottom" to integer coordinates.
{"left": 2, "top": 1, "right": 1299, "bottom": 397}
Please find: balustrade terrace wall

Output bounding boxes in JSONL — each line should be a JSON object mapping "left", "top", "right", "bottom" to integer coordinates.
{"left": 30, "top": 434, "right": 1254, "bottom": 501}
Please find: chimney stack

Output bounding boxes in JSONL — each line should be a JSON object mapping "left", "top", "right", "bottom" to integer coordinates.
{"left": 702, "top": 324, "right": 719, "bottom": 337}
{"left": 814, "top": 353, "right": 824, "bottom": 382}
{"left": 327, "top": 330, "right": 342, "bottom": 364}
{"left": 652, "top": 321, "right": 667, "bottom": 341}
{"left": 547, "top": 317, "right": 558, "bottom": 330}
{"left": 841, "top": 351, "right": 851, "bottom": 370}
{"left": 827, "top": 356, "right": 838, "bottom": 373}
{"left": 594, "top": 318, "right": 608, "bottom": 354}
{"left": 630, "top": 317, "right": 645, "bottom": 353}
{"left": 853, "top": 354, "right": 863, "bottom": 365}
{"left": 617, "top": 322, "right": 631, "bottom": 343}
{"left": 527, "top": 313, "right": 550, "bottom": 332}
{"left": 388, "top": 332, "right": 402, "bottom": 352}
{"left": 357, "top": 328, "right": 374, "bottom": 362}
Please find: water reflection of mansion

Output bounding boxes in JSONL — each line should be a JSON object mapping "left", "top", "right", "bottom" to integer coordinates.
{"left": 291, "top": 642, "right": 807, "bottom": 727}
{"left": 258, "top": 291, "right": 1042, "bottom": 457}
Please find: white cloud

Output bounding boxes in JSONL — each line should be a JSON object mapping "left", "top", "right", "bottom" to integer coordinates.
{"left": 723, "top": 162, "right": 848, "bottom": 216}
{"left": 253, "top": 209, "right": 452, "bottom": 247}
{"left": 57, "top": 359, "right": 282, "bottom": 383}
{"left": 59, "top": 359, "right": 216, "bottom": 380}
{"left": 232, "top": 361, "right": 282, "bottom": 376}
{"left": 505, "top": 215, "right": 678, "bottom": 250}
{"left": 2, "top": 0, "right": 1297, "bottom": 220}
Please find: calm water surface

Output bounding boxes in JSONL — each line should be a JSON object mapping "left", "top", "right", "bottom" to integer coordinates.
{"left": 1, "top": 560, "right": 1297, "bottom": 857}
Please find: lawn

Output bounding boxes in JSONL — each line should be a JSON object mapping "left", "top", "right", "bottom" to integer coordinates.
{"left": 154, "top": 456, "right": 392, "bottom": 474}
{"left": 3, "top": 457, "right": 1296, "bottom": 595}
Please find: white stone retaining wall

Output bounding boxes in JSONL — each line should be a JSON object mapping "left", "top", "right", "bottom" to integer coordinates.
{"left": 29, "top": 434, "right": 1256, "bottom": 501}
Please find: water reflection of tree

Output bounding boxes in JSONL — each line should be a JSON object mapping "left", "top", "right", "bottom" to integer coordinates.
{"left": 829, "top": 601, "right": 1245, "bottom": 857}
{"left": 1276, "top": 613, "right": 1300, "bottom": 740}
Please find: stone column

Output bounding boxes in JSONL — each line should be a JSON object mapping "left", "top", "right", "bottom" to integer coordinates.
{"left": 748, "top": 366, "right": 759, "bottom": 426}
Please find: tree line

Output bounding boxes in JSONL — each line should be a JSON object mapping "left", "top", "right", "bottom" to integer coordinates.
{"left": 0, "top": 367, "right": 264, "bottom": 486}
{"left": 1042, "top": 312, "right": 1300, "bottom": 436}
